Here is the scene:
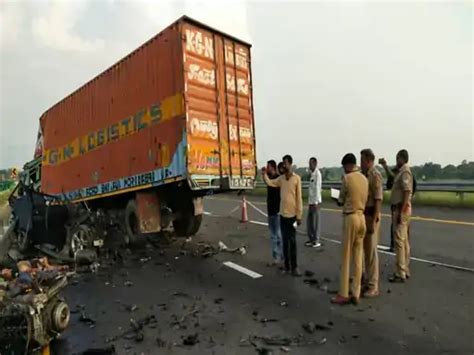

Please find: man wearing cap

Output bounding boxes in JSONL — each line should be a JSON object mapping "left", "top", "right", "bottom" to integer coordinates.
{"left": 331, "top": 153, "right": 368, "bottom": 305}
{"left": 360, "top": 149, "right": 383, "bottom": 298}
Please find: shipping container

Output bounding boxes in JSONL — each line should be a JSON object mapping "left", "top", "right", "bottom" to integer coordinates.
{"left": 32, "top": 16, "right": 256, "bottom": 242}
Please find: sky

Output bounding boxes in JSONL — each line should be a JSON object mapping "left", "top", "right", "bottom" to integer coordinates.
{"left": 0, "top": 0, "right": 472, "bottom": 169}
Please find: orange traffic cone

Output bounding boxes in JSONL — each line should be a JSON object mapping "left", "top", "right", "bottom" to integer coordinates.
{"left": 240, "top": 196, "right": 249, "bottom": 223}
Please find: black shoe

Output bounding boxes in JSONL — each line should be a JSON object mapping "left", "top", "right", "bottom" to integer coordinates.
{"left": 304, "top": 241, "right": 314, "bottom": 247}
{"left": 388, "top": 275, "right": 406, "bottom": 283}
{"left": 280, "top": 267, "right": 290, "bottom": 275}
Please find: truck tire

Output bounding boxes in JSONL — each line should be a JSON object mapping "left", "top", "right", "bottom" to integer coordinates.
{"left": 173, "top": 213, "right": 202, "bottom": 237}
{"left": 189, "top": 214, "right": 202, "bottom": 236}
{"left": 124, "top": 199, "right": 141, "bottom": 245}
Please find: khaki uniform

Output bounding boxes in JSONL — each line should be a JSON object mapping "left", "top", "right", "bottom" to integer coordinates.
{"left": 337, "top": 169, "right": 368, "bottom": 299}
{"left": 390, "top": 164, "right": 413, "bottom": 279}
{"left": 363, "top": 167, "right": 383, "bottom": 292}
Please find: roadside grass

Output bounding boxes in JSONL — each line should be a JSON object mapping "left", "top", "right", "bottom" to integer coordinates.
{"left": 247, "top": 188, "right": 474, "bottom": 209}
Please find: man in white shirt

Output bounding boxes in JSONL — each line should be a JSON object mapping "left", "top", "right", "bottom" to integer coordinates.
{"left": 305, "top": 157, "right": 322, "bottom": 248}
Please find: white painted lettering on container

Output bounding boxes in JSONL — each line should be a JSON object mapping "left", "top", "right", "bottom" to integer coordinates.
{"left": 229, "top": 125, "right": 238, "bottom": 141}
{"left": 239, "top": 126, "right": 252, "bottom": 139}
{"left": 237, "top": 78, "right": 249, "bottom": 95}
{"left": 186, "top": 29, "right": 214, "bottom": 59}
{"left": 190, "top": 118, "right": 218, "bottom": 139}
{"left": 225, "top": 45, "right": 234, "bottom": 65}
{"left": 188, "top": 64, "right": 215, "bottom": 86}
{"left": 226, "top": 74, "right": 235, "bottom": 92}
{"left": 236, "top": 48, "right": 248, "bottom": 70}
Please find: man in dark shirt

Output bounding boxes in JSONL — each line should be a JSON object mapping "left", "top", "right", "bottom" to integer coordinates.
{"left": 266, "top": 160, "right": 283, "bottom": 266}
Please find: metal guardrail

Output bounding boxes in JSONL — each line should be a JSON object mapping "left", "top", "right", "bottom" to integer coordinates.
{"left": 255, "top": 181, "right": 474, "bottom": 193}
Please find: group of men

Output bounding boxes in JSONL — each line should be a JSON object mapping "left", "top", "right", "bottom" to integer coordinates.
{"left": 261, "top": 149, "right": 414, "bottom": 305}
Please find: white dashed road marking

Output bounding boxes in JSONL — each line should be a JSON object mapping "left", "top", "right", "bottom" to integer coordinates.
{"left": 223, "top": 261, "right": 263, "bottom": 279}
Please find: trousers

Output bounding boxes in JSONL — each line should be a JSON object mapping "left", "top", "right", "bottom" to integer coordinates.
{"left": 363, "top": 213, "right": 381, "bottom": 292}
{"left": 392, "top": 208, "right": 411, "bottom": 279}
{"left": 339, "top": 212, "right": 366, "bottom": 299}
{"left": 307, "top": 205, "right": 321, "bottom": 243}
{"left": 268, "top": 214, "right": 283, "bottom": 261}
{"left": 280, "top": 216, "right": 297, "bottom": 271}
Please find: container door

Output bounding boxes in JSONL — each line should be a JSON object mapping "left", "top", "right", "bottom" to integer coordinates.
{"left": 182, "top": 22, "right": 256, "bottom": 189}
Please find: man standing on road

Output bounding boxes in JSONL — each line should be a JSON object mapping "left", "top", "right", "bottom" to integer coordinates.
{"left": 360, "top": 149, "right": 383, "bottom": 298}
{"left": 331, "top": 153, "right": 368, "bottom": 305}
{"left": 305, "top": 157, "right": 322, "bottom": 248}
{"left": 262, "top": 155, "right": 303, "bottom": 276}
{"left": 265, "top": 160, "right": 283, "bottom": 266}
{"left": 380, "top": 150, "right": 413, "bottom": 283}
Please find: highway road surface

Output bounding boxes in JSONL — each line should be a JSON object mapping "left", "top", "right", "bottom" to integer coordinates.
{"left": 51, "top": 194, "right": 473, "bottom": 354}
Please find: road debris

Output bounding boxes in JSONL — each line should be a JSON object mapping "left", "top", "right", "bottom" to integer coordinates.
{"left": 303, "top": 278, "right": 319, "bottom": 286}
{"left": 182, "top": 333, "right": 199, "bottom": 346}
{"left": 218, "top": 241, "right": 247, "bottom": 255}
{"left": 81, "top": 345, "right": 116, "bottom": 354}
{"left": 79, "top": 311, "right": 96, "bottom": 327}
{"left": 105, "top": 315, "right": 157, "bottom": 343}
{"left": 245, "top": 334, "right": 327, "bottom": 347}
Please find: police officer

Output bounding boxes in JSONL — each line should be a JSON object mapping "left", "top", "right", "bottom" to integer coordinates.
{"left": 360, "top": 149, "right": 383, "bottom": 298}
{"left": 380, "top": 150, "right": 413, "bottom": 282}
{"left": 331, "top": 153, "right": 368, "bottom": 305}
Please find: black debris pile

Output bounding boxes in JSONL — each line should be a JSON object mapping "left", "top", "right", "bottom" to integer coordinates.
{"left": 182, "top": 333, "right": 199, "bottom": 346}
{"left": 81, "top": 345, "right": 116, "bottom": 354}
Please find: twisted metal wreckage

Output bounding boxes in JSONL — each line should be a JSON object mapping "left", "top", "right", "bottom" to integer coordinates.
{"left": 1, "top": 183, "right": 108, "bottom": 354}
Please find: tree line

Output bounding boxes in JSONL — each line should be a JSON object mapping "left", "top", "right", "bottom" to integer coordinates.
{"left": 257, "top": 160, "right": 474, "bottom": 182}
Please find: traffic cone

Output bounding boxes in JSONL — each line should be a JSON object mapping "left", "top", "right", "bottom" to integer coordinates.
{"left": 240, "top": 196, "right": 248, "bottom": 223}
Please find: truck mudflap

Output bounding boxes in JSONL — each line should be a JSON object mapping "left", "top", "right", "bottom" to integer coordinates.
{"left": 193, "top": 197, "right": 204, "bottom": 216}
{"left": 135, "top": 191, "right": 161, "bottom": 234}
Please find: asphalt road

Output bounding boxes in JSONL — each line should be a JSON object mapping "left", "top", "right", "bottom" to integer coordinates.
{"left": 50, "top": 194, "right": 473, "bottom": 354}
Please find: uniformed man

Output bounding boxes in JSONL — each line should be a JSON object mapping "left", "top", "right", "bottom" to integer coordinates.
{"left": 331, "top": 153, "right": 368, "bottom": 305}
{"left": 380, "top": 149, "right": 413, "bottom": 282}
{"left": 360, "top": 149, "right": 383, "bottom": 298}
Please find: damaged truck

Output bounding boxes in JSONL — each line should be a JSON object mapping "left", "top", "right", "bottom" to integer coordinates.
{"left": 9, "top": 16, "right": 256, "bottom": 256}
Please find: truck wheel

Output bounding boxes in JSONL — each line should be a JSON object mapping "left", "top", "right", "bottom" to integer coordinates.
{"left": 173, "top": 213, "right": 202, "bottom": 237}
{"left": 124, "top": 199, "right": 141, "bottom": 245}
{"left": 189, "top": 215, "right": 202, "bottom": 236}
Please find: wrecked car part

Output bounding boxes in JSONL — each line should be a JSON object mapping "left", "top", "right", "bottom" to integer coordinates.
{"left": 0, "top": 275, "right": 70, "bottom": 353}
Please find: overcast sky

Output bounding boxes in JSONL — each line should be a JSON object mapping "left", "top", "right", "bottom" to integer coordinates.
{"left": 0, "top": 0, "right": 472, "bottom": 169}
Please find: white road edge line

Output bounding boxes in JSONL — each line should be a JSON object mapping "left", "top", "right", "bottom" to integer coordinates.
{"left": 206, "top": 211, "right": 474, "bottom": 273}
{"left": 223, "top": 261, "right": 263, "bottom": 279}
{"left": 249, "top": 220, "right": 269, "bottom": 227}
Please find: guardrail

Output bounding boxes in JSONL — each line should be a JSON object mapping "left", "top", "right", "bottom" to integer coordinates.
{"left": 255, "top": 181, "right": 474, "bottom": 193}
